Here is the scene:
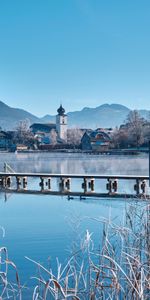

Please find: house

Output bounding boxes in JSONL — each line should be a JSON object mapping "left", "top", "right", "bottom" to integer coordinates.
{"left": 81, "top": 130, "right": 111, "bottom": 151}
{"left": 16, "top": 144, "right": 28, "bottom": 151}
{"left": 30, "top": 123, "right": 56, "bottom": 134}
{"left": 0, "top": 131, "right": 15, "bottom": 151}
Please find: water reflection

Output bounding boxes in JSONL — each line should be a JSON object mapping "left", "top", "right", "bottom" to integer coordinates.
{"left": 0, "top": 152, "right": 149, "bottom": 297}
{"left": 0, "top": 152, "right": 148, "bottom": 175}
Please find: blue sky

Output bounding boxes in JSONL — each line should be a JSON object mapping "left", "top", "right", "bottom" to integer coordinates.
{"left": 0, "top": 0, "right": 150, "bottom": 116}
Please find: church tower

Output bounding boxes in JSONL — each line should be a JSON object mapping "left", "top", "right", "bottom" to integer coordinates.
{"left": 56, "top": 105, "right": 67, "bottom": 141}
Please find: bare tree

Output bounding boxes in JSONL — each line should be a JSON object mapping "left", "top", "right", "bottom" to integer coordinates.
{"left": 111, "top": 111, "right": 148, "bottom": 149}
{"left": 125, "top": 110, "right": 145, "bottom": 148}
{"left": 111, "top": 127, "right": 129, "bottom": 149}
{"left": 14, "top": 119, "right": 35, "bottom": 147}
{"left": 67, "top": 128, "right": 83, "bottom": 146}
{"left": 50, "top": 129, "right": 57, "bottom": 145}
{"left": 143, "top": 121, "right": 150, "bottom": 145}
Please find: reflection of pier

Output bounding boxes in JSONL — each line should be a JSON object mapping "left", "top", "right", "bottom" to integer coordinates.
{"left": 0, "top": 172, "right": 150, "bottom": 199}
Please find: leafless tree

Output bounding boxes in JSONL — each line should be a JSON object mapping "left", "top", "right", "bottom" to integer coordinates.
{"left": 143, "top": 121, "right": 150, "bottom": 144}
{"left": 67, "top": 128, "right": 83, "bottom": 146}
{"left": 111, "top": 127, "right": 129, "bottom": 148}
{"left": 125, "top": 110, "right": 145, "bottom": 147}
{"left": 14, "top": 119, "right": 35, "bottom": 147}
{"left": 50, "top": 129, "right": 57, "bottom": 145}
{"left": 111, "top": 111, "right": 149, "bottom": 149}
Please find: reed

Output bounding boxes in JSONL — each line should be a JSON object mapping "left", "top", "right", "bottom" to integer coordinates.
{"left": 0, "top": 246, "right": 22, "bottom": 299}
{"left": 0, "top": 201, "right": 150, "bottom": 299}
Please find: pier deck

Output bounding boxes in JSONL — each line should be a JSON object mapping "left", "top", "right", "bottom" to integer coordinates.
{"left": 0, "top": 172, "right": 149, "bottom": 179}
{"left": 0, "top": 172, "right": 150, "bottom": 199}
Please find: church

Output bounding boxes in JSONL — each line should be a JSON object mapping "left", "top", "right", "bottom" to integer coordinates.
{"left": 30, "top": 105, "right": 68, "bottom": 143}
{"left": 56, "top": 105, "right": 67, "bottom": 141}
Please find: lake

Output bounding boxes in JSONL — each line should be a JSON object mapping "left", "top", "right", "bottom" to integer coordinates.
{"left": 0, "top": 152, "right": 149, "bottom": 298}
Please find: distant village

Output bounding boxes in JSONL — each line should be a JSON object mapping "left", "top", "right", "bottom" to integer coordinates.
{"left": 0, "top": 105, "right": 150, "bottom": 153}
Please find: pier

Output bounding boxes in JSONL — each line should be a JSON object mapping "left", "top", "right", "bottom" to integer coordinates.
{"left": 0, "top": 172, "right": 150, "bottom": 199}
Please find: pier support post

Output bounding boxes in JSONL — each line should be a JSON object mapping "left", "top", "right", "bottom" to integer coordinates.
{"left": 39, "top": 177, "right": 44, "bottom": 190}
{"left": 112, "top": 179, "right": 118, "bottom": 192}
{"left": 59, "top": 177, "right": 71, "bottom": 192}
{"left": 5, "top": 176, "right": 11, "bottom": 188}
{"left": 16, "top": 177, "right": 21, "bottom": 189}
{"left": 1, "top": 177, "right": 5, "bottom": 187}
{"left": 106, "top": 179, "right": 118, "bottom": 194}
{"left": 0, "top": 176, "right": 11, "bottom": 188}
{"left": 106, "top": 179, "right": 113, "bottom": 194}
{"left": 45, "top": 177, "right": 51, "bottom": 190}
{"left": 23, "top": 177, "right": 27, "bottom": 189}
{"left": 59, "top": 178, "right": 65, "bottom": 192}
{"left": 141, "top": 180, "right": 146, "bottom": 194}
{"left": 65, "top": 178, "right": 71, "bottom": 191}
{"left": 134, "top": 179, "right": 140, "bottom": 195}
{"left": 82, "top": 178, "right": 88, "bottom": 193}
{"left": 88, "top": 178, "right": 95, "bottom": 191}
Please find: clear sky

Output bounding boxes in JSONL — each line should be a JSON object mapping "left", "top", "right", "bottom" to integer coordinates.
{"left": 0, "top": 0, "right": 150, "bottom": 116}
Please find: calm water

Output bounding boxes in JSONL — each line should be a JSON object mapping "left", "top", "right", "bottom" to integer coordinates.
{"left": 0, "top": 152, "right": 149, "bottom": 297}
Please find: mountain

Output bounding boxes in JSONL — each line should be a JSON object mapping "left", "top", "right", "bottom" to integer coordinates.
{"left": 41, "top": 104, "right": 131, "bottom": 128}
{"left": 68, "top": 104, "right": 130, "bottom": 128}
{"left": 40, "top": 114, "right": 55, "bottom": 123}
{"left": 0, "top": 100, "right": 149, "bottom": 130}
{"left": 0, "top": 101, "right": 39, "bottom": 130}
{"left": 41, "top": 104, "right": 150, "bottom": 128}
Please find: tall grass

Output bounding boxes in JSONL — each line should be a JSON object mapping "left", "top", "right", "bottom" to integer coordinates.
{"left": 0, "top": 201, "right": 150, "bottom": 299}
{"left": 0, "top": 246, "right": 22, "bottom": 299}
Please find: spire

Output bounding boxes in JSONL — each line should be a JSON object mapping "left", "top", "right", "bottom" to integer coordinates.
{"left": 57, "top": 104, "right": 65, "bottom": 116}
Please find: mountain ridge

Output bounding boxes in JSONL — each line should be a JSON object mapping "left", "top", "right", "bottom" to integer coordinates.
{"left": 0, "top": 100, "right": 149, "bottom": 130}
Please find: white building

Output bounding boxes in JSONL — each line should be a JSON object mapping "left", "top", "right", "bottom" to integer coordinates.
{"left": 31, "top": 105, "right": 68, "bottom": 144}
{"left": 56, "top": 105, "right": 67, "bottom": 141}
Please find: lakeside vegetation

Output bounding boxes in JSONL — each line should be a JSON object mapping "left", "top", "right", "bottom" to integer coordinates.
{"left": 0, "top": 201, "right": 150, "bottom": 299}
{"left": 0, "top": 109, "right": 150, "bottom": 153}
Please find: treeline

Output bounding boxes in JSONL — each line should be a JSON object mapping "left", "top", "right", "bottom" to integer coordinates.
{"left": 11, "top": 110, "right": 150, "bottom": 150}
{"left": 111, "top": 110, "right": 150, "bottom": 149}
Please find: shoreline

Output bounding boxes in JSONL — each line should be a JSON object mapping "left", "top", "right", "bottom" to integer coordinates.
{"left": 0, "top": 149, "right": 148, "bottom": 155}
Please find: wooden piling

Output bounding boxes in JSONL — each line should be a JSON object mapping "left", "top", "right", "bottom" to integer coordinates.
{"left": 82, "top": 178, "right": 88, "bottom": 193}
{"left": 0, "top": 172, "right": 149, "bottom": 199}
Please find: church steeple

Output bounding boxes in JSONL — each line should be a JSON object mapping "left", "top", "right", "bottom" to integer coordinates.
{"left": 56, "top": 105, "right": 67, "bottom": 141}
{"left": 57, "top": 104, "right": 65, "bottom": 116}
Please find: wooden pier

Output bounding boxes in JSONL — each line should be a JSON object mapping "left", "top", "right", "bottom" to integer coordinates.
{"left": 0, "top": 172, "right": 150, "bottom": 199}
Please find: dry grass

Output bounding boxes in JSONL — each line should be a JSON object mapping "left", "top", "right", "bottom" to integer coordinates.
{"left": 0, "top": 246, "right": 22, "bottom": 299}
{"left": 0, "top": 201, "right": 150, "bottom": 299}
